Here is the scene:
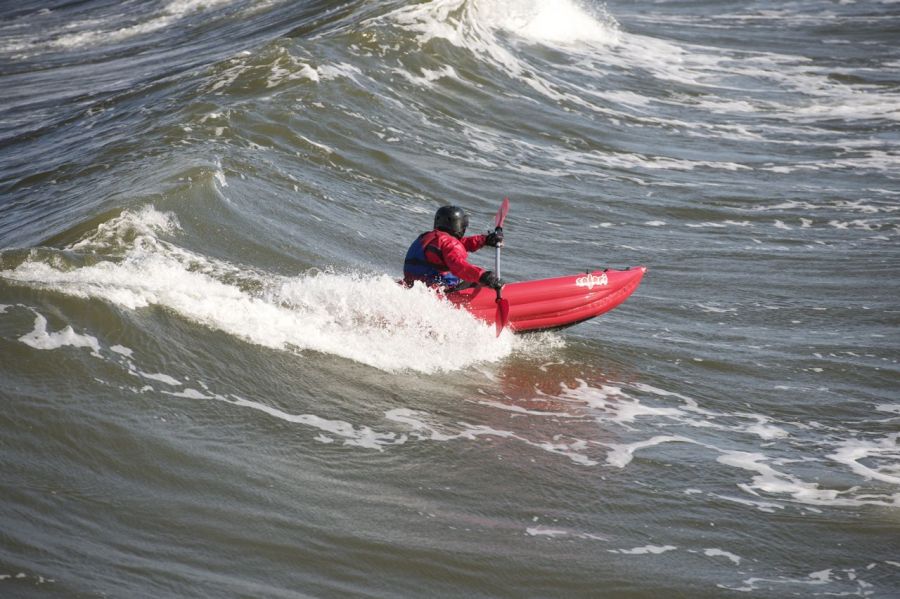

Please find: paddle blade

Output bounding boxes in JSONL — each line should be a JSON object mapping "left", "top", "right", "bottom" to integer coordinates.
{"left": 495, "top": 297, "right": 510, "bottom": 337}
{"left": 494, "top": 197, "right": 510, "bottom": 230}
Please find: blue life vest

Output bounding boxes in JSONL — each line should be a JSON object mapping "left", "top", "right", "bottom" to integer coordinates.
{"left": 403, "top": 232, "right": 461, "bottom": 288}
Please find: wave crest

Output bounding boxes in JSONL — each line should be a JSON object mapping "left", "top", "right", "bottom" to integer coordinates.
{"left": 1, "top": 206, "right": 522, "bottom": 373}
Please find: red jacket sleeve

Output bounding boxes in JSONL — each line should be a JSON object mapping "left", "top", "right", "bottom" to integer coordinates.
{"left": 437, "top": 234, "right": 486, "bottom": 283}
{"left": 461, "top": 234, "right": 486, "bottom": 252}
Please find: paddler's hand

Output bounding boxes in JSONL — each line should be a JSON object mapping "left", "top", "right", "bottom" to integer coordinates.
{"left": 485, "top": 230, "right": 504, "bottom": 247}
{"left": 479, "top": 270, "right": 503, "bottom": 290}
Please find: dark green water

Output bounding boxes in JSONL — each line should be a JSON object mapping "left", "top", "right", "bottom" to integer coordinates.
{"left": 1, "top": 0, "right": 898, "bottom": 596}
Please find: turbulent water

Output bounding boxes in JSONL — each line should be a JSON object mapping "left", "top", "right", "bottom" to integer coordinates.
{"left": 1, "top": 0, "right": 899, "bottom": 596}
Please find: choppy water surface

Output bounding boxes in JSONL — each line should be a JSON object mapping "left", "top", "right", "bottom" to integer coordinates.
{"left": 1, "top": 0, "right": 898, "bottom": 596}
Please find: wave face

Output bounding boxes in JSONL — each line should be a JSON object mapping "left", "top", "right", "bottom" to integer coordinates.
{"left": 1, "top": 1, "right": 898, "bottom": 597}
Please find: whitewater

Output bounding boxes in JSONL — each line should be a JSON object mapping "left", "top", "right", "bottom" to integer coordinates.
{"left": 1, "top": 0, "right": 898, "bottom": 596}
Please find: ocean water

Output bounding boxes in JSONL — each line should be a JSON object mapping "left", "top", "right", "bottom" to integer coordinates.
{"left": 1, "top": 0, "right": 898, "bottom": 596}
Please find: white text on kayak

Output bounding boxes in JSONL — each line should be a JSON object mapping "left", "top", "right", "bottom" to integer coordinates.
{"left": 575, "top": 273, "right": 608, "bottom": 290}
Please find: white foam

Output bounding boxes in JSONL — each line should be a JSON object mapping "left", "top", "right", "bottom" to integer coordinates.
{"left": 722, "top": 567, "right": 860, "bottom": 593}
{"left": 213, "top": 160, "right": 228, "bottom": 188}
{"left": 228, "top": 396, "right": 404, "bottom": 450}
{"left": 550, "top": 379, "right": 900, "bottom": 508}
{"left": 387, "top": 0, "right": 619, "bottom": 48}
{"left": 525, "top": 526, "right": 568, "bottom": 537}
{"left": 609, "top": 545, "right": 677, "bottom": 555}
{"left": 755, "top": 199, "right": 899, "bottom": 214}
{"left": 597, "top": 151, "right": 750, "bottom": 173}
{"left": 165, "top": 388, "right": 209, "bottom": 400}
{"left": 396, "top": 65, "right": 460, "bottom": 88}
{"left": 110, "top": 345, "right": 133, "bottom": 357}
{"left": 387, "top": 408, "right": 596, "bottom": 465}
{"left": 379, "top": 0, "right": 900, "bottom": 143}
{"left": 0, "top": 0, "right": 234, "bottom": 59}
{"left": 704, "top": 548, "right": 742, "bottom": 565}
{"left": 711, "top": 494, "right": 785, "bottom": 513}
{"left": 476, "top": 399, "right": 577, "bottom": 418}
{"left": 697, "top": 304, "right": 737, "bottom": 314}
{"left": 298, "top": 64, "right": 320, "bottom": 82}
{"left": 22, "top": 0, "right": 238, "bottom": 53}
{"left": 297, "top": 135, "right": 334, "bottom": 154}
{"left": 829, "top": 434, "right": 900, "bottom": 485}
{"left": 157, "top": 384, "right": 407, "bottom": 451}
{"left": 18, "top": 313, "right": 101, "bottom": 358}
{"left": 740, "top": 415, "right": 789, "bottom": 440}
{"left": 532, "top": 438, "right": 597, "bottom": 466}
{"left": 139, "top": 371, "right": 182, "bottom": 386}
{"left": 68, "top": 206, "right": 180, "bottom": 252}
{"left": 1, "top": 207, "right": 517, "bottom": 374}
{"left": 563, "top": 380, "right": 703, "bottom": 424}
{"left": 317, "top": 63, "right": 363, "bottom": 81}
{"left": 473, "top": 0, "right": 620, "bottom": 46}
{"left": 385, "top": 409, "right": 459, "bottom": 442}
{"left": 605, "top": 436, "right": 694, "bottom": 468}
{"left": 382, "top": 0, "right": 619, "bottom": 110}
{"left": 525, "top": 526, "right": 606, "bottom": 540}
{"left": 261, "top": 51, "right": 331, "bottom": 89}
{"left": 717, "top": 450, "right": 899, "bottom": 507}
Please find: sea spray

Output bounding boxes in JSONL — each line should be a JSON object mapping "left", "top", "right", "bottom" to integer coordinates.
{"left": 2, "top": 207, "right": 515, "bottom": 373}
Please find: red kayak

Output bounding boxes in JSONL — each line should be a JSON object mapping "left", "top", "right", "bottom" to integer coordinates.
{"left": 446, "top": 267, "right": 646, "bottom": 333}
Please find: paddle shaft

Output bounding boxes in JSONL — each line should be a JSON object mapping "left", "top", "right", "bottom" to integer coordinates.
{"left": 491, "top": 198, "right": 510, "bottom": 337}
{"left": 492, "top": 197, "right": 509, "bottom": 279}
{"left": 494, "top": 227, "right": 501, "bottom": 278}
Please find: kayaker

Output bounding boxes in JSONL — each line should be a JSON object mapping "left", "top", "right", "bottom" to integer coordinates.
{"left": 403, "top": 205, "right": 504, "bottom": 291}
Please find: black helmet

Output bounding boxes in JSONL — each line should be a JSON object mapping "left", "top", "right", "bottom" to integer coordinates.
{"left": 434, "top": 205, "right": 469, "bottom": 239}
